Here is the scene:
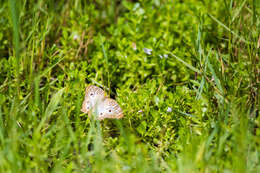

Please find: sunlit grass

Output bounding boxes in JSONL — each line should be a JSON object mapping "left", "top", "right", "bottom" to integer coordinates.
{"left": 0, "top": 0, "right": 259, "bottom": 172}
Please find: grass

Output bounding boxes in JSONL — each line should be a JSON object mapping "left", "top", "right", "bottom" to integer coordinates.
{"left": 0, "top": 0, "right": 259, "bottom": 172}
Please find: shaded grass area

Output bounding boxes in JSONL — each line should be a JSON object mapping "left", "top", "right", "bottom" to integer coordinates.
{"left": 0, "top": 0, "right": 259, "bottom": 172}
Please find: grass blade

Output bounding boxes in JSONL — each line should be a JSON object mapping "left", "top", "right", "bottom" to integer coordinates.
{"left": 208, "top": 13, "right": 249, "bottom": 44}
{"left": 36, "top": 88, "right": 65, "bottom": 132}
{"left": 167, "top": 51, "right": 201, "bottom": 74}
{"left": 231, "top": 0, "right": 247, "bottom": 22}
{"left": 207, "top": 53, "right": 223, "bottom": 95}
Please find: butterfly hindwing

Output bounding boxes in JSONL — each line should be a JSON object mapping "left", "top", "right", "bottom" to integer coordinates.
{"left": 96, "top": 98, "right": 123, "bottom": 120}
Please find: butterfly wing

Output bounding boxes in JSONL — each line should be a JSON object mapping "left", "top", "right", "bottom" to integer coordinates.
{"left": 96, "top": 98, "right": 123, "bottom": 120}
{"left": 81, "top": 85, "right": 106, "bottom": 114}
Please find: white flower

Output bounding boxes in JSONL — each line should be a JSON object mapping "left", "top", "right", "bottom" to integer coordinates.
{"left": 167, "top": 107, "right": 172, "bottom": 112}
{"left": 138, "top": 110, "right": 143, "bottom": 113}
{"left": 143, "top": 48, "right": 152, "bottom": 55}
{"left": 159, "top": 54, "right": 168, "bottom": 59}
{"left": 73, "top": 34, "right": 79, "bottom": 40}
{"left": 202, "top": 107, "right": 207, "bottom": 113}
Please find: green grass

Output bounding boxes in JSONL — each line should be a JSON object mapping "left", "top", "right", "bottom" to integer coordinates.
{"left": 0, "top": 0, "right": 259, "bottom": 172}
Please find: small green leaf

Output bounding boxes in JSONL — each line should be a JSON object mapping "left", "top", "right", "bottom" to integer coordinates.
{"left": 137, "top": 121, "right": 147, "bottom": 136}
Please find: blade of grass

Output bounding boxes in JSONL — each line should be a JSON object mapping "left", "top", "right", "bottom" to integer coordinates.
{"left": 167, "top": 52, "right": 201, "bottom": 74}
{"left": 36, "top": 88, "right": 65, "bottom": 133}
{"left": 223, "top": 0, "right": 231, "bottom": 18}
{"left": 8, "top": 0, "right": 20, "bottom": 122}
{"left": 196, "top": 48, "right": 211, "bottom": 99}
{"left": 231, "top": 0, "right": 247, "bottom": 22}
{"left": 208, "top": 13, "right": 249, "bottom": 44}
{"left": 253, "top": 0, "right": 256, "bottom": 23}
{"left": 204, "top": 126, "right": 218, "bottom": 160}
{"left": 0, "top": 107, "right": 4, "bottom": 144}
{"left": 207, "top": 53, "right": 224, "bottom": 95}
{"left": 99, "top": 34, "right": 110, "bottom": 95}
{"left": 176, "top": 110, "right": 196, "bottom": 118}
{"left": 208, "top": 56, "right": 223, "bottom": 94}
{"left": 8, "top": 0, "right": 20, "bottom": 70}
{"left": 196, "top": 77, "right": 205, "bottom": 100}
{"left": 36, "top": 56, "right": 64, "bottom": 79}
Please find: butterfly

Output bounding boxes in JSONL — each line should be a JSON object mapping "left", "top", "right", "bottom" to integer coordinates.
{"left": 81, "top": 85, "right": 123, "bottom": 120}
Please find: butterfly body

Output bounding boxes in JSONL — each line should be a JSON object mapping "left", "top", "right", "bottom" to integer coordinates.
{"left": 81, "top": 85, "right": 123, "bottom": 120}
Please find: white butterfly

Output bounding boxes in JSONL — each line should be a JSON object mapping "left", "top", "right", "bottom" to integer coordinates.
{"left": 81, "top": 85, "right": 123, "bottom": 120}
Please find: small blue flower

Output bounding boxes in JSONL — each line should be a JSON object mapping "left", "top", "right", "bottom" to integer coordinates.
{"left": 72, "top": 33, "right": 80, "bottom": 40}
{"left": 73, "top": 35, "right": 79, "bottom": 40}
{"left": 143, "top": 48, "right": 152, "bottom": 55}
{"left": 138, "top": 110, "right": 143, "bottom": 113}
{"left": 167, "top": 107, "right": 172, "bottom": 112}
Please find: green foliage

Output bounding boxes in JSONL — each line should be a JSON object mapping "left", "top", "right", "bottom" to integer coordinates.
{"left": 0, "top": 0, "right": 259, "bottom": 172}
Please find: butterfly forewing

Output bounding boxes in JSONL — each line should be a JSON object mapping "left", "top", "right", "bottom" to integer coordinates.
{"left": 81, "top": 85, "right": 106, "bottom": 114}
